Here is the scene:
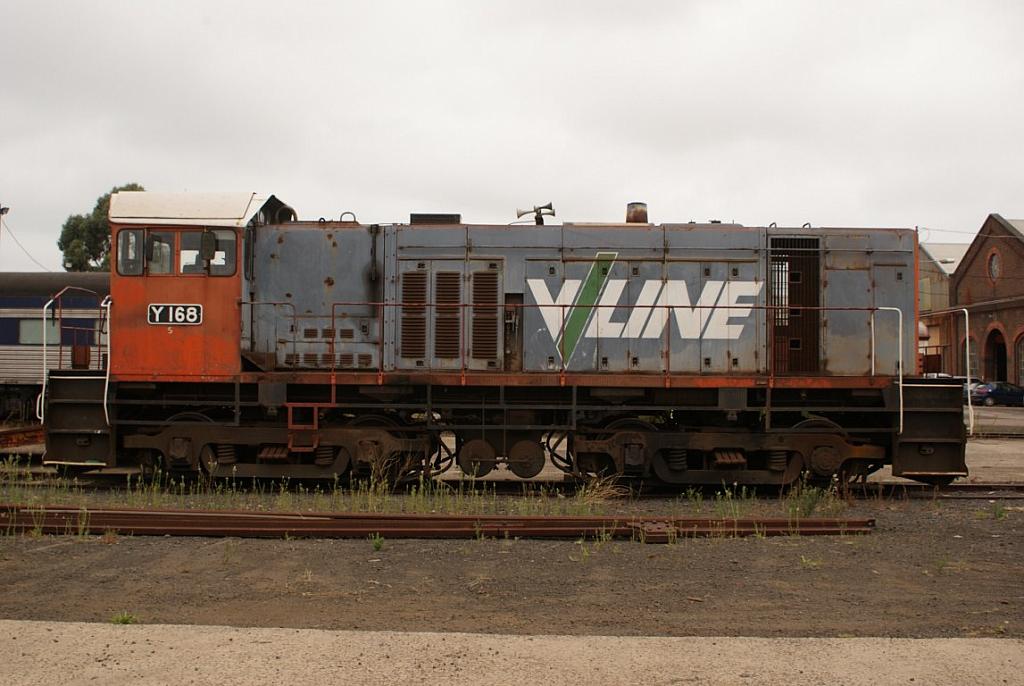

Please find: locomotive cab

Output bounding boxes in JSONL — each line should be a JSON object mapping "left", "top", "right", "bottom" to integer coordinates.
{"left": 105, "top": 192, "right": 290, "bottom": 380}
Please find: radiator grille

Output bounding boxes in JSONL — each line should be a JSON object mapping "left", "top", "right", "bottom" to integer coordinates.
{"left": 400, "top": 271, "right": 428, "bottom": 359}
{"left": 434, "top": 271, "right": 462, "bottom": 359}
{"left": 769, "top": 237, "right": 820, "bottom": 374}
{"left": 471, "top": 271, "right": 499, "bottom": 361}
{"left": 339, "top": 353, "right": 354, "bottom": 368}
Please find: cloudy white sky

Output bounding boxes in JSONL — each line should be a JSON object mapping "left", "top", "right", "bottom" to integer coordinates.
{"left": 1, "top": 0, "right": 1021, "bottom": 270}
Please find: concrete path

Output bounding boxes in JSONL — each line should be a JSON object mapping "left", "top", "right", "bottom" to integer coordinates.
{"left": 1, "top": 620, "right": 1020, "bottom": 685}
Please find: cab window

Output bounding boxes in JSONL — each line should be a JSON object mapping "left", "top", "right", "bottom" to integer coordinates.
{"left": 147, "top": 231, "right": 175, "bottom": 274}
{"left": 117, "top": 230, "right": 143, "bottom": 275}
{"left": 180, "top": 230, "right": 236, "bottom": 276}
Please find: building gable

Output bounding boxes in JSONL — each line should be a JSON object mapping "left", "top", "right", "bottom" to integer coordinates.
{"left": 952, "top": 214, "right": 1024, "bottom": 306}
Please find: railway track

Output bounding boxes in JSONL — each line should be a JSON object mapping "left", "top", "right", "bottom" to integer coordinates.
{"left": 0, "top": 504, "right": 874, "bottom": 542}
{"left": 3, "top": 464, "right": 1023, "bottom": 499}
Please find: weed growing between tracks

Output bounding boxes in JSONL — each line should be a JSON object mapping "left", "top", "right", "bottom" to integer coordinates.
{"left": 1, "top": 456, "right": 857, "bottom": 525}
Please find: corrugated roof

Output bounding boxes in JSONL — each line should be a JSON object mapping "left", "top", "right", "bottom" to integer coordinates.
{"left": 109, "top": 192, "right": 289, "bottom": 227}
{"left": 920, "top": 243, "right": 970, "bottom": 275}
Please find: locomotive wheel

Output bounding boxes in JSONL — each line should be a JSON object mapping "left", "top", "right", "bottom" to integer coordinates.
{"left": 508, "top": 439, "right": 546, "bottom": 479}
{"left": 348, "top": 415, "right": 420, "bottom": 481}
{"left": 457, "top": 438, "right": 497, "bottom": 478}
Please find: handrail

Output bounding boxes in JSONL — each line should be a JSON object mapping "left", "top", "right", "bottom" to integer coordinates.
{"left": 38, "top": 285, "right": 105, "bottom": 422}
{"left": 269, "top": 298, "right": 909, "bottom": 382}
{"left": 874, "top": 307, "right": 904, "bottom": 434}
{"left": 101, "top": 296, "right": 112, "bottom": 426}
{"left": 961, "top": 308, "right": 973, "bottom": 436}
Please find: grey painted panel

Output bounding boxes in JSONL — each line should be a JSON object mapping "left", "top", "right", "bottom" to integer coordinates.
{"left": 249, "top": 224, "right": 382, "bottom": 370}
{"left": 563, "top": 225, "right": 663, "bottom": 255}
{"left": 626, "top": 261, "right": 665, "bottom": 372}
{"left": 469, "top": 226, "right": 562, "bottom": 250}
{"left": 822, "top": 270, "right": 871, "bottom": 375}
{"left": 591, "top": 259, "right": 631, "bottom": 372}
{"left": 396, "top": 226, "right": 467, "bottom": 249}
{"left": 872, "top": 264, "right": 911, "bottom": 375}
{"left": 523, "top": 259, "right": 566, "bottom": 371}
{"left": 661, "top": 261, "right": 704, "bottom": 374}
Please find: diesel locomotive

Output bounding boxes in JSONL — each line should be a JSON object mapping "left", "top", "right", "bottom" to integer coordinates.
{"left": 42, "top": 192, "right": 967, "bottom": 485}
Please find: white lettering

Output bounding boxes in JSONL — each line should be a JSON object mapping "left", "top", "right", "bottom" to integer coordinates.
{"left": 150, "top": 305, "right": 164, "bottom": 320}
{"left": 585, "top": 279, "right": 627, "bottom": 339}
{"left": 703, "top": 281, "right": 763, "bottom": 339}
{"left": 622, "top": 280, "right": 662, "bottom": 338}
{"left": 642, "top": 280, "right": 725, "bottom": 339}
{"left": 527, "top": 278, "right": 581, "bottom": 342}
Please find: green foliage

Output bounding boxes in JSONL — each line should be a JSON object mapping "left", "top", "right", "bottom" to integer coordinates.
{"left": 58, "top": 182, "right": 144, "bottom": 271}
{"left": 110, "top": 611, "right": 138, "bottom": 625}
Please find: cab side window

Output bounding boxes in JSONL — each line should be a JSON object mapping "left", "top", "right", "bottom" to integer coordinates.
{"left": 210, "top": 229, "right": 237, "bottom": 276}
{"left": 179, "top": 232, "right": 205, "bottom": 274}
{"left": 147, "top": 231, "right": 175, "bottom": 274}
{"left": 180, "top": 230, "right": 236, "bottom": 276}
{"left": 117, "top": 229, "right": 144, "bottom": 275}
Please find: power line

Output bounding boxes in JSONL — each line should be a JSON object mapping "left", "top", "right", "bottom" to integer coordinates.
{"left": 0, "top": 216, "right": 52, "bottom": 271}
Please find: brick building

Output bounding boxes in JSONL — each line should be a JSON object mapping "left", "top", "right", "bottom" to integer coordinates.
{"left": 949, "top": 214, "right": 1024, "bottom": 383}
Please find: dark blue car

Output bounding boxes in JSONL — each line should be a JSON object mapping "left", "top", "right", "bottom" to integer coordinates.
{"left": 971, "top": 382, "right": 1024, "bottom": 407}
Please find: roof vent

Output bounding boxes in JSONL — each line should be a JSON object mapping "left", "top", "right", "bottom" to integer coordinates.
{"left": 410, "top": 213, "right": 461, "bottom": 225}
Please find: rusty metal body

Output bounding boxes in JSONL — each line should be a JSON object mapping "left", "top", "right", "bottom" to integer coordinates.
{"left": 40, "top": 192, "right": 967, "bottom": 486}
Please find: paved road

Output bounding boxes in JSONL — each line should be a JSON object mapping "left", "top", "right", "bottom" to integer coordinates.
{"left": 967, "top": 405, "right": 1024, "bottom": 434}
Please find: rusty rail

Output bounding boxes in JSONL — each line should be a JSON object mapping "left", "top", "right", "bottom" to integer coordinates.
{"left": 0, "top": 426, "right": 44, "bottom": 450}
{"left": 0, "top": 504, "right": 874, "bottom": 543}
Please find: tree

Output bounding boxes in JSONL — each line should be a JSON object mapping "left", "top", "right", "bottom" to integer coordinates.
{"left": 58, "top": 182, "right": 144, "bottom": 271}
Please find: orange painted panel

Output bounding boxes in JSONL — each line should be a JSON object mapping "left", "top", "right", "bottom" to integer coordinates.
{"left": 110, "top": 228, "right": 241, "bottom": 379}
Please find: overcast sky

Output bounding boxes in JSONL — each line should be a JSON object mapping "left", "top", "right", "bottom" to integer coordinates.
{"left": 1, "top": 1, "right": 1021, "bottom": 270}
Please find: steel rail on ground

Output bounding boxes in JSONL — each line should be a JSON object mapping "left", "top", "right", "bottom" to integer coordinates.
{"left": 0, "top": 504, "right": 875, "bottom": 543}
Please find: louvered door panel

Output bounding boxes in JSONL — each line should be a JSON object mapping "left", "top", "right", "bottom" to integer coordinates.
{"left": 434, "top": 271, "right": 462, "bottom": 359}
{"left": 471, "top": 269, "right": 500, "bottom": 366}
{"left": 400, "top": 270, "right": 427, "bottom": 360}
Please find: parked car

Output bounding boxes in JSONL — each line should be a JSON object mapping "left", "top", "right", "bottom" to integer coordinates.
{"left": 943, "top": 376, "right": 984, "bottom": 401}
{"left": 970, "top": 382, "right": 1024, "bottom": 407}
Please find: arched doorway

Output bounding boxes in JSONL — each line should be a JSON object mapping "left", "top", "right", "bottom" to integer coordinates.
{"left": 985, "top": 330, "right": 1007, "bottom": 381}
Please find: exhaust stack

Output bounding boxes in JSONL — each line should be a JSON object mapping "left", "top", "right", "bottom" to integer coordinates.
{"left": 626, "top": 202, "right": 649, "bottom": 223}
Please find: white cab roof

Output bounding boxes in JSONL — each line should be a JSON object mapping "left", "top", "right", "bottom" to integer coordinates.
{"left": 109, "top": 192, "right": 285, "bottom": 227}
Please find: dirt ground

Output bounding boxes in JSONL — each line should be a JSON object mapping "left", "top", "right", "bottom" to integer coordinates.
{"left": 4, "top": 622, "right": 1022, "bottom": 686}
{"left": 0, "top": 499, "right": 1020, "bottom": 638}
